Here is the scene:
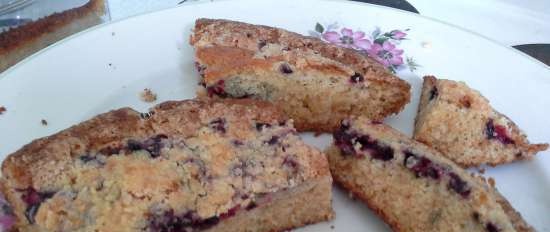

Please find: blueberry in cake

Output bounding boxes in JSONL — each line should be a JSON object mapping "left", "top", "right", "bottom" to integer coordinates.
{"left": 190, "top": 18, "right": 411, "bottom": 132}
{"left": 326, "top": 117, "right": 534, "bottom": 232}
{"left": 414, "top": 76, "right": 548, "bottom": 167}
{"left": 0, "top": 99, "right": 333, "bottom": 231}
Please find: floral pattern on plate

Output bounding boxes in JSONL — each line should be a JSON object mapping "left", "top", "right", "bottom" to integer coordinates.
{"left": 310, "top": 22, "right": 419, "bottom": 73}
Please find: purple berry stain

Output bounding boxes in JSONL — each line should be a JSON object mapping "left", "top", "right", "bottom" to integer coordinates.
{"left": 403, "top": 152, "right": 442, "bottom": 179}
{"left": 206, "top": 80, "right": 227, "bottom": 98}
{"left": 486, "top": 223, "right": 500, "bottom": 232}
{"left": 448, "top": 173, "right": 471, "bottom": 198}
{"left": 209, "top": 118, "right": 226, "bottom": 134}
{"left": 350, "top": 72, "right": 364, "bottom": 83}
{"left": 485, "top": 119, "right": 514, "bottom": 144}
{"left": 148, "top": 209, "right": 219, "bottom": 232}
{"left": 279, "top": 63, "right": 293, "bottom": 74}
{"left": 19, "top": 187, "right": 55, "bottom": 224}
{"left": 429, "top": 86, "right": 438, "bottom": 100}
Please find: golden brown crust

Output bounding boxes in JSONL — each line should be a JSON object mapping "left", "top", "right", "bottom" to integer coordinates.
{"left": 191, "top": 18, "right": 410, "bottom": 94}
{"left": 191, "top": 18, "right": 411, "bottom": 132}
{"left": 0, "top": 0, "right": 104, "bottom": 54}
{"left": 1, "top": 99, "right": 333, "bottom": 231}
{"left": 328, "top": 117, "right": 534, "bottom": 232}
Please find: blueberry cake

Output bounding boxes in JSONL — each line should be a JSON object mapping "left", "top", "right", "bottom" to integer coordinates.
{"left": 0, "top": 99, "right": 334, "bottom": 231}
{"left": 190, "top": 18, "right": 411, "bottom": 132}
{"left": 0, "top": 0, "right": 106, "bottom": 72}
{"left": 326, "top": 117, "right": 533, "bottom": 232}
{"left": 414, "top": 76, "right": 548, "bottom": 167}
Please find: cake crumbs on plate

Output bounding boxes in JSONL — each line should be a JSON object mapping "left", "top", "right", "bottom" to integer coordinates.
{"left": 330, "top": 225, "right": 335, "bottom": 229}
{"left": 488, "top": 177, "right": 496, "bottom": 187}
{"left": 41, "top": 119, "right": 48, "bottom": 126}
{"left": 0, "top": 106, "right": 6, "bottom": 115}
{"left": 140, "top": 88, "right": 157, "bottom": 103}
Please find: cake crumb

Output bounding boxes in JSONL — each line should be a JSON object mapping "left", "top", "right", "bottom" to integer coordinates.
{"left": 488, "top": 177, "right": 496, "bottom": 187}
{"left": 477, "top": 167, "right": 486, "bottom": 174}
{"left": 330, "top": 225, "right": 335, "bottom": 229}
{"left": 140, "top": 88, "right": 157, "bottom": 103}
{"left": 41, "top": 119, "right": 48, "bottom": 126}
{"left": 0, "top": 106, "right": 5, "bottom": 115}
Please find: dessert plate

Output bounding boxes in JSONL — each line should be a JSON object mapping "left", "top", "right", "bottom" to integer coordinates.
{"left": 0, "top": 0, "right": 549, "bottom": 231}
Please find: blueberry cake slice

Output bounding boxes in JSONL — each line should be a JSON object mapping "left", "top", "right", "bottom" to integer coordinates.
{"left": 327, "top": 117, "right": 533, "bottom": 232}
{"left": 190, "top": 18, "right": 411, "bottom": 132}
{"left": 0, "top": 99, "right": 333, "bottom": 231}
{"left": 414, "top": 76, "right": 548, "bottom": 167}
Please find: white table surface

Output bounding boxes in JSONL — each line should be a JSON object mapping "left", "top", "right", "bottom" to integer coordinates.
{"left": 107, "top": 0, "right": 550, "bottom": 48}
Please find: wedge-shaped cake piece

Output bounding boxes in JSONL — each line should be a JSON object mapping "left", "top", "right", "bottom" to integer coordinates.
{"left": 414, "top": 76, "right": 547, "bottom": 167}
{"left": 0, "top": 99, "right": 333, "bottom": 232}
{"left": 327, "top": 117, "right": 533, "bottom": 232}
{"left": 190, "top": 18, "right": 411, "bottom": 132}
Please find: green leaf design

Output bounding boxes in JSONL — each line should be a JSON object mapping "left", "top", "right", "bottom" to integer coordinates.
{"left": 406, "top": 57, "right": 420, "bottom": 72}
{"left": 374, "top": 37, "right": 388, "bottom": 44}
{"left": 315, "top": 23, "right": 324, "bottom": 33}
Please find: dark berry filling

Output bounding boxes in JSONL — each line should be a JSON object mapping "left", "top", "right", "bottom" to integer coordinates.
{"left": 356, "top": 135, "right": 394, "bottom": 161}
{"left": 98, "top": 146, "right": 122, "bottom": 156}
{"left": 231, "top": 140, "right": 244, "bottom": 146}
{"left": 194, "top": 62, "right": 206, "bottom": 78}
{"left": 206, "top": 80, "right": 227, "bottom": 98}
{"left": 485, "top": 119, "right": 514, "bottom": 144}
{"left": 140, "top": 134, "right": 169, "bottom": 158}
{"left": 219, "top": 205, "right": 240, "bottom": 220}
{"left": 266, "top": 136, "right": 279, "bottom": 145}
{"left": 279, "top": 63, "right": 293, "bottom": 74}
{"left": 79, "top": 155, "right": 97, "bottom": 163}
{"left": 350, "top": 72, "right": 364, "bottom": 83}
{"left": 209, "top": 118, "right": 226, "bottom": 134}
{"left": 148, "top": 210, "right": 219, "bottom": 232}
{"left": 448, "top": 173, "right": 471, "bottom": 198}
{"left": 403, "top": 152, "right": 442, "bottom": 179}
{"left": 333, "top": 122, "right": 393, "bottom": 161}
{"left": 429, "top": 86, "right": 438, "bottom": 100}
{"left": 245, "top": 201, "right": 257, "bottom": 210}
{"left": 18, "top": 187, "right": 55, "bottom": 224}
{"left": 486, "top": 223, "right": 500, "bottom": 232}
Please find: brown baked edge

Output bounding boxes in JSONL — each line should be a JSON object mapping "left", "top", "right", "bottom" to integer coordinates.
{"left": 0, "top": 0, "right": 105, "bottom": 53}
{"left": 191, "top": 18, "right": 411, "bottom": 93}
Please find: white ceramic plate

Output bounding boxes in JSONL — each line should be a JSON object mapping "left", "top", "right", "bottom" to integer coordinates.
{"left": 1, "top": 0, "right": 549, "bottom": 231}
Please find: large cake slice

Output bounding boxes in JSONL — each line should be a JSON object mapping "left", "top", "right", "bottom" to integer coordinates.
{"left": 190, "top": 18, "right": 411, "bottom": 132}
{"left": 414, "top": 76, "right": 547, "bottom": 167}
{"left": 0, "top": 99, "right": 333, "bottom": 231}
{"left": 327, "top": 117, "right": 533, "bottom": 232}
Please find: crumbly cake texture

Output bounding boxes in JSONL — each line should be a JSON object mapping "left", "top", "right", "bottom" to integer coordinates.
{"left": 327, "top": 117, "right": 533, "bottom": 232}
{"left": 0, "top": 99, "right": 333, "bottom": 231}
{"left": 190, "top": 18, "right": 411, "bottom": 132}
{"left": 414, "top": 76, "right": 548, "bottom": 167}
{"left": 0, "top": 0, "right": 105, "bottom": 72}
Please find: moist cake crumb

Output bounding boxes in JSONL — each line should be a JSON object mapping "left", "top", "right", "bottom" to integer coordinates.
{"left": 40, "top": 119, "right": 48, "bottom": 126}
{"left": 0, "top": 106, "right": 5, "bottom": 115}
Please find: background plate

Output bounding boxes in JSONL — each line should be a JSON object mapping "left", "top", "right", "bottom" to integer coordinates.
{"left": 0, "top": 0, "right": 549, "bottom": 231}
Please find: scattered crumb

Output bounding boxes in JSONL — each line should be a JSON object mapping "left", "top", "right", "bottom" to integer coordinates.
{"left": 111, "top": 32, "right": 115, "bottom": 36}
{"left": 488, "top": 177, "right": 496, "bottom": 187}
{"left": 330, "top": 225, "right": 335, "bottom": 229}
{"left": 108, "top": 63, "right": 112, "bottom": 66}
{"left": 0, "top": 106, "right": 5, "bottom": 115}
{"left": 41, "top": 119, "right": 48, "bottom": 126}
{"left": 140, "top": 88, "right": 157, "bottom": 103}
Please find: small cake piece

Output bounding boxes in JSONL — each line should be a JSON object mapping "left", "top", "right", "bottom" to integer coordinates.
{"left": 0, "top": 0, "right": 106, "bottom": 72}
{"left": 190, "top": 18, "right": 411, "bottom": 132}
{"left": 414, "top": 76, "right": 548, "bottom": 167}
{"left": 0, "top": 99, "right": 333, "bottom": 231}
{"left": 327, "top": 117, "right": 533, "bottom": 232}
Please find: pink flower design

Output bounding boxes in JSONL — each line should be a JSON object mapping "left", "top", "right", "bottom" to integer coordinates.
{"left": 390, "top": 30, "right": 407, "bottom": 40}
{"left": 322, "top": 28, "right": 371, "bottom": 50}
{"left": 367, "top": 41, "right": 404, "bottom": 67}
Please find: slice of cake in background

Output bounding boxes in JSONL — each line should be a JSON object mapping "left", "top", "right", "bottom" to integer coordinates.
{"left": 414, "top": 76, "right": 547, "bottom": 167}
{"left": 0, "top": 0, "right": 107, "bottom": 73}
{"left": 190, "top": 18, "right": 411, "bottom": 132}
{"left": 327, "top": 117, "right": 533, "bottom": 232}
{"left": 0, "top": 99, "right": 334, "bottom": 231}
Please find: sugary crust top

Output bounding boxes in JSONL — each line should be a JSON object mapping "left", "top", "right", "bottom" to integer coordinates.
{"left": 190, "top": 18, "right": 410, "bottom": 90}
